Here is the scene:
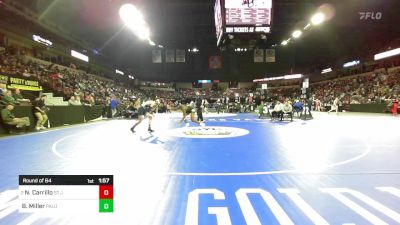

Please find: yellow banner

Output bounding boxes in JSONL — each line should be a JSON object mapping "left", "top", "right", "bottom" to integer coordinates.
{"left": 9, "top": 77, "right": 40, "bottom": 87}
{"left": 7, "top": 84, "right": 43, "bottom": 91}
{"left": 0, "top": 74, "right": 8, "bottom": 84}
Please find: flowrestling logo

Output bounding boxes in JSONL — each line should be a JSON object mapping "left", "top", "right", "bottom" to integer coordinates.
{"left": 169, "top": 126, "right": 249, "bottom": 138}
{"left": 359, "top": 12, "right": 382, "bottom": 20}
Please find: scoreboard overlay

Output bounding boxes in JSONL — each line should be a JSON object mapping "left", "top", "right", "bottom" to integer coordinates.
{"left": 18, "top": 175, "right": 113, "bottom": 214}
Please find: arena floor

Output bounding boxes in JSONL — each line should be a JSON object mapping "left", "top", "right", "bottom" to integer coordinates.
{"left": 1, "top": 112, "right": 400, "bottom": 225}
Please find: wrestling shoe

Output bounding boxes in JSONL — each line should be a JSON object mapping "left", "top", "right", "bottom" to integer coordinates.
{"left": 148, "top": 128, "right": 155, "bottom": 133}
{"left": 130, "top": 127, "right": 136, "bottom": 133}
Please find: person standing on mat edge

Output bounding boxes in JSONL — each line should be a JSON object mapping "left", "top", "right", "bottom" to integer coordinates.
{"left": 328, "top": 97, "right": 339, "bottom": 115}
{"left": 33, "top": 95, "right": 48, "bottom": 131}
{"left": 306, "top": 97, "right": 313, "bottom": 119}
{"left": 391, "top": 96, "right": 398, "bottom": 117}
{"left": 195, "top": 92, "right": 204, "bottom": 122}
{"left": 110, "top": 95, "right": 118, "bottom": 118}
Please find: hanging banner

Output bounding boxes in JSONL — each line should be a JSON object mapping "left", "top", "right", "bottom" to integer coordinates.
{"left": 152, "top": 50, "right": 162, "bottom": 63}
{"left": 165, "top": 50, "right": 175, "bottom": 63}
{"left": 254, "top": 49, "right": 264, "bottom": 62}
{"left": 176, "top": 50, "right": 185, "bottom": 63}
{"left": 302, "top": 78, "right": 309, "bottom": 89}
{"left": 261, "top": 84, "right": 268, "bottom": 90}
{"left": 265, "top": 49, "right": 275, "bottom": 62}
{"left": 209, "top": 56, "right": 222, "bottom": 69}
{"left": 0, "top": 74, "right": 8, "bottom": 84}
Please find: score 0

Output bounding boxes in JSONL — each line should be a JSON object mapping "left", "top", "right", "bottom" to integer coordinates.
{"left": 99, "top": 185, "right": 113, "bottom": 213}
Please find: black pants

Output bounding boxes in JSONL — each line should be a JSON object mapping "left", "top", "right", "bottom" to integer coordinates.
{"left": 281, "top": 112, "right": 293, "bottom": 121}
{"left": 302, "top": 107, "right": 312, "bottom": 118}
{"left": 271, "top": 111, "right": 282, "bottom": 119}
{"left": 102, "top": 106, "right": 108, "bottom": 117}
{"left": 196, "top": 107, "right": 203, "bottom": 121}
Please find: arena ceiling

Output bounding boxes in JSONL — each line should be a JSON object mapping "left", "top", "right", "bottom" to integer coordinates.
{"left": 22, "top": 0, "right": 400, "bottom": 81}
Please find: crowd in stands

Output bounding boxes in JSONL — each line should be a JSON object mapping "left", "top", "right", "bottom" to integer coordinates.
{"left": 311, "top": 72, "right": 400, "bottom": 106}
{"left": 1, "top": 45, "right": 400, "bottom": 133}
{"left": 264, "top": 70, "right": 400, "bottom": 109}
{"left": 2, "top": 47, "right": 399, "bottom": 110}
{"left": 1, "top": 1, "right": 399, "bottom": 135}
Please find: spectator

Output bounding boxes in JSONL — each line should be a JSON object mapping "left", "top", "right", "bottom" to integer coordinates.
{"left": 33, "top": 95, "right": 48, "bottom": 130}
{"left": 1, "top": 104, "right": 30, "bottom": 132}
{"left": 0, "top": 83, "right": 6, "bottom": 95}
{"left": 166, "top": 101, "right": 172, "bottom": 113}
{"left": 68, "top": 96, "right": 81, "bottom": 106}
{"left": 315, "top": 98, "right": 321, "bottom": 111}
{"left": 13, "top": 89, "right": 30, "bottom": 103}
{"left": 110, "top": 96, "right": 118, "bottom": 118}
{"left": 3, "top": 90, "right": 18, "bottom": 105}
{"left": 391, "top": 96, "right": 398, "bottom": 117}
{"left": 22, "top": 69, "right": 32, "bottom": 77}
{"left": 87, "top": 94, "right": 95, "bottom": 106}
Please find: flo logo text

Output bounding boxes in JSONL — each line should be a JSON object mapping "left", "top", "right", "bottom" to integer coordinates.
{"left": 359, "top": 12, "right": 382, "bottom": 20}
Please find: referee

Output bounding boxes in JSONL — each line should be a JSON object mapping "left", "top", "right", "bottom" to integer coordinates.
{"left": 195, "top": 92, "right": 204, "bottom": 122}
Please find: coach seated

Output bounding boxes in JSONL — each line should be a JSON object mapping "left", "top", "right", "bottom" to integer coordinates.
{"left": 281, "top": 101, "right": 293, "bottom": 122}
{"left": 271, "top": 101, "right": 283, "bottom": 120}
{"left": 292, "top": 100, "right": 303, "bottom": 117}
{"left": 1, "top": 103, "right": 30, "bottom": 133}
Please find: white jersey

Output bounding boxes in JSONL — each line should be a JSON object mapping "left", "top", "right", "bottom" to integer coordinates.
{"left": 333, "top": 99, "right": 339, "bottom": 106}
{"left": 142, "top": 100, "right": 156, "bottom": 108}
{"left": 331, "top": 99, "right": 339, "bottom": 109}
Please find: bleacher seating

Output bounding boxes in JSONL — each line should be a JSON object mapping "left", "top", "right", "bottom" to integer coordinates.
{"left": 43, "top": 92, "right": 68, "bottom": 106}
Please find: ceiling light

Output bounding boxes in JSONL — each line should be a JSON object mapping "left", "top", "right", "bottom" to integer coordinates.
{"left": 292, "top": 30, "right": 302, "bottom": 38}
{"left": 343, "top": 60, "right": 360, "bottom": 68}
{"left": 119, "top": 4, "right": 145, "bottom": 30}
{"left": 137, "top": 26, "right": 150, "bottom": 40}
{"left": 374, "top": 48, "right": 400, "bottom": 60}
{"left": 120, "top": 4, "right": 152, "bottom": 41}
{"left": 311, "top": 12, "right": 325, "bottom": 25}
{"left": 303, "top": 23, "right": 311, "bottom": 30}
{"left": 321, "top": 68, "right": 332, "bottom": 74}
